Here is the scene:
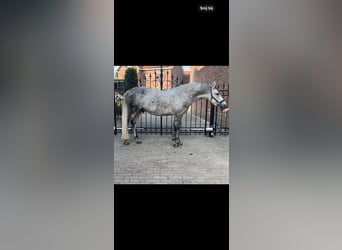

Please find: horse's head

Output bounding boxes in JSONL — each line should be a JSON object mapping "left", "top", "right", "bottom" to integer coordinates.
{"left": 210, "top": 81, "right": 229, "bottom": 112}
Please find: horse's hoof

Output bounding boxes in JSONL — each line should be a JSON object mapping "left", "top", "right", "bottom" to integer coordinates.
{"left": 173, "top": 143, "right": 179, "bottom": 147}
{"left": 136, "top": 139, "right": 142, "bottom": 144}
{"left": 123, "top": 140, "right": 130, "bottom": 145}
{"left": 171, "top": 137, "right": 176, "bottom": 141}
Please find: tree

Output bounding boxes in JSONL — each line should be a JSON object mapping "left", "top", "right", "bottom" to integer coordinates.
{"left": 124, "top": 67, "right": 138, "bottom": 91}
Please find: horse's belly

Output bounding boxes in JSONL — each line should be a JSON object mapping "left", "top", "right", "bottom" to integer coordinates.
{"left": 142, "top": 94, "right": 182, "bottom": 116}
{"left": 145, "top": 106, "right": 173, "bottom": 116}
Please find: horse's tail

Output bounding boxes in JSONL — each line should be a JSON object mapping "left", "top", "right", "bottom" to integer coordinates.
{"left": 121, "top": 92, "right": 129, "bottom": 144}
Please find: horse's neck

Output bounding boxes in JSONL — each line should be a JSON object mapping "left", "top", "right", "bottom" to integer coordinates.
{"left": 185, "top": 83, "right": 210, "bottom": 101}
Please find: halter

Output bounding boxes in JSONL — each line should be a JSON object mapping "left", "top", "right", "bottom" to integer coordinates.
{"left": 210, "top": 88, "right": 225, "bottom": 105}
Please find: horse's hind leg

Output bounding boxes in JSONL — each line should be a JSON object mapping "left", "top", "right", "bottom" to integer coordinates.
{"left": 173, "top": 116, "right": 183, "bottom": 147}
{"left": 131, "top": 111, "right": 143, "bottom": 144}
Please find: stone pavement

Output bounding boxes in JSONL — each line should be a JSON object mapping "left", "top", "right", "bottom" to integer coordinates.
{"left": 114, "top": 134, "right": 229, "bottom": 184}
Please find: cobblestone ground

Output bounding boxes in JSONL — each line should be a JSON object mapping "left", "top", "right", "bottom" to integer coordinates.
{"left": 114, "top": 134, "right": 229, "bottom": 184}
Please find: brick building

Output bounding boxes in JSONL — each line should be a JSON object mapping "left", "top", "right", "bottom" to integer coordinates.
{"left": 115, "top": 66, "right": 228, "bottom": 86}
{"left": 183, "top": 69, "right": 191, "bottom": 83}
{"left": 189, "top": 66, "right": 205, "bottom": 82}
{"left": 115, "top": 66, "right": 184, "bottom": 89}
{"left": 192, "top": 66, "right": 229, "bottom": 91}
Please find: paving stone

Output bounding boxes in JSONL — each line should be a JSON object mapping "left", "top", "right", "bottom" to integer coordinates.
{"left": 114, "top": 134, "right": 229, "bottom": 184}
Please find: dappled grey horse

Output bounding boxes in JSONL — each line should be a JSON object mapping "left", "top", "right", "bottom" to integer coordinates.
{"left": 121, "top": 81, "right": 229, "bottom": 147}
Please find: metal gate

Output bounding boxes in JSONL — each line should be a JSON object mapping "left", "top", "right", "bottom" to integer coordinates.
{"left": 114, "top": 70, "right": 229, "bottom": 136}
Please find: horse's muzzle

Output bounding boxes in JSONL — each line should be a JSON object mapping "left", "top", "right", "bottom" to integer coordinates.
{"left": 218, "top": 101, "right": 228, "bottom": 111}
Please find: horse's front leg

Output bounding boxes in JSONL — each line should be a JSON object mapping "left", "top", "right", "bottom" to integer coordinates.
{"left": 171, "top": 121, "right": 176, "bottom": 141}
{"left": 172, "top": 115, "right": 182, "bottom": 141}
{"left": 173, "top": 116, "right": 183, "bottom": 147}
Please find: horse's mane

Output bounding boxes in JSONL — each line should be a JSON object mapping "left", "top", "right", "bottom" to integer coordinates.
{"left": 175, "top": 82, "right": 210, "bottom": 94}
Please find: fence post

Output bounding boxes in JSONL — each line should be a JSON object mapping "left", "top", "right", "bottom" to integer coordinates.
{"left": 171, "top": 74, "right": 174, "bottom": 88}
{"left": 209, "top": 104, "right": 215, "bottom": 137}
{"left": 204, "top": 100, "right": 208, "bottom": 136}
{"left": 160, "top": 66, "right": 163, "bottom": 135}
{"left": 114, "top": 84, "right": 117, "bottom": 135}
{"left": 214, "top": 106, "right": 218, "bottom": 135}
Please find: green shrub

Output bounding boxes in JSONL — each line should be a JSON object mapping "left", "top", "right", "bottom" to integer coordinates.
{"left": 114, "top": 99, "right": 122, "bottom": 115}
{"left": 114, "top": 94, "right": 123, "bottom": 115}
{"left": 124, "top": 67, "right": 138, "bottom": 91}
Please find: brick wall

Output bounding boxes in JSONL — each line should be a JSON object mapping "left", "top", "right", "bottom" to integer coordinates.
{"left": 190, "top": 66, "right": 205, "bottom": 82}
{"left": 138, "top": 66, "right": 184, "bottom": 89}
{"left": 171, "top": 66, "right": 184, "bottom": 87}
{"left": 193, "top": 66, "right": 229, "bottom": 90}
{"left": 183, "top": 70, "right": 190, "bottom": 83}
{"left": 117, "top": 66, "right": 127, "bottom": 79}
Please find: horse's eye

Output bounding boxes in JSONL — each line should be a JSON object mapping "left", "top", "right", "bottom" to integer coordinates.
{"left": 216, "top": 93, "right": 219, "bottom": 95}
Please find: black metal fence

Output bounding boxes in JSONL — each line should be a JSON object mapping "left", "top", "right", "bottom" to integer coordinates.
{"left": 114, "top": 72, "right": 229, "bottom": 137}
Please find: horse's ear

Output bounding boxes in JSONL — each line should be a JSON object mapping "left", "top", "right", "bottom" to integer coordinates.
{"left": 211, "top": 81, "right": 217, "bottom": 88}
